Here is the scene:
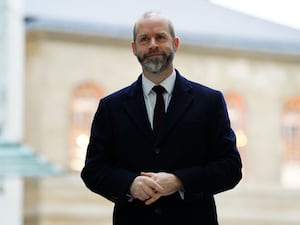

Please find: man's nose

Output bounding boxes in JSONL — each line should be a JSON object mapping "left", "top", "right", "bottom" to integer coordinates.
{"left": 149, "top": 38, "right": 158, "bottom": 48}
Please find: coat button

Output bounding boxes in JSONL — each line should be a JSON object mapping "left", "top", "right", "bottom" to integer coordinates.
{"left": 154, "top": 206, "right": 162, "bottom": 215}
{"left": 154, "top": 148, "right": 160, "bottom": 154}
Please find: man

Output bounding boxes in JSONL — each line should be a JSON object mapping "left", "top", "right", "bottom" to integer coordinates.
{"left": 81, "top": 11, "right": 242, "bottom": 225}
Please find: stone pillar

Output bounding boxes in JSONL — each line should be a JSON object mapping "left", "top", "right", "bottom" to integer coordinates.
{"left": 247, "top": 89, "right": 282, "bottom": 187}
{"left": 0, "top": 0, "right": 24, "bottom": 141}
{"left": 0, "top": 177, "right": 24, "bottom": 225}
{"left": 0, "top": 1, "right": 25, "bottom": 225}
{"left": 0, "top": 0, "right": 6, "bottom": 134}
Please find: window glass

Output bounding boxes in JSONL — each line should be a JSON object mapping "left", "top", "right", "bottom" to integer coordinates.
{"left": 225, "top": 93, "right": 247, "bottom": 149}
{"left": 225, "top": 92, "right": 247, "bottom": 178}
{"left": 70, "top": 83, "right": 103, "bottom": 171}
{"left": 282, "top": 97, "right": 300, "bottom": 188}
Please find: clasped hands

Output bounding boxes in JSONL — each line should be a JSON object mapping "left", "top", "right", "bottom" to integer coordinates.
{"left": 129, "top": 172, "right": 183, "bottom": 205}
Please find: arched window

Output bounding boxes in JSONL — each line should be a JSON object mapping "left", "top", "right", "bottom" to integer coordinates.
{"left": 282, "top": 97, "right": 300, "bottom": 161}
{"left": 70, "top": 83, "right": 103, "bottom": 171}
{"left": 282, "top": 97, "right": 300, "bottom": 188}
{"left": 225, "top": 92, "right": 247, "bottom": 149}
{"left": 224, "top": 92, "right": 248, "bottom": 177}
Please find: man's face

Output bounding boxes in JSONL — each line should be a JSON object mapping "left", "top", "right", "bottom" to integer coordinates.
{"left": 132, "top": 17, "right": 179, "bottom": 74}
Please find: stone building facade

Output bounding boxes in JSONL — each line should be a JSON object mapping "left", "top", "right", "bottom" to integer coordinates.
{"left": 23, "top": 25, "right": 300, "bottom": 225}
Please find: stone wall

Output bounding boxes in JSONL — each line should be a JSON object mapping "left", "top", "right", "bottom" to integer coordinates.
{"left": 24, "top": 30, "right": 300, "bottom": 225}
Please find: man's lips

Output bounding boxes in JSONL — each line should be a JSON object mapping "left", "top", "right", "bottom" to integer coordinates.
{"left": 145, "top": 53, "right": 163, "bottom": 58}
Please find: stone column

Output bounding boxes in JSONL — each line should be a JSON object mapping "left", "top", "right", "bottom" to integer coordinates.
{"left": 0, "top": 177, "right": 24, "bottom": 225}
{"left": 247, "top": 88, "right": 282, "bottom": 187}
{"left": 0, "top": 0, "right": 24, "bottom": 141}
{"left": 0, "top": 1, "right": 25, "bottom": 225}
{"left": 0, "top": 0, "right": 6, "bottom": 134}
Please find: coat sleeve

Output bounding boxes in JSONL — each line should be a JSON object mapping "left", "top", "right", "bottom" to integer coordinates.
{"left": 173, "top": 91, "right": 242, "bottom": 196}
{"left": 81, "top": 99, "right": 137, "bottom": 203}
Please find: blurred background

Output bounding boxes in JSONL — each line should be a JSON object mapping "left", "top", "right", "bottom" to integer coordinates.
{"left": 1, "top": 0, "right": 300, "bottom": 224}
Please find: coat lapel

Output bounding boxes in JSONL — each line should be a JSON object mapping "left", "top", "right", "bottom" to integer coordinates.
{"left": 155, "top": 72, "right": 194, "bottom": 144}
{"left": 123, "top": 76, "right": 154, "bottom": 142}
{"left": 123, "top": 72, "right": 194, "bottom": 145}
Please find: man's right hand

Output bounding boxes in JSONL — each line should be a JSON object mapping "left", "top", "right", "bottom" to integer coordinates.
{"left": 130, "top": 175, "right": 165, "bottom": 203}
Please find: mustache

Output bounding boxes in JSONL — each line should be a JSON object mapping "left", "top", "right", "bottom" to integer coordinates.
{"left": 143, "top": 51, "right": 166, "bottom": 58}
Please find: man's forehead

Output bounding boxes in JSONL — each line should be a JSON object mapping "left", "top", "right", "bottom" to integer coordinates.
{"left": 135, "top": 17, "right": 169, "bottom": 32}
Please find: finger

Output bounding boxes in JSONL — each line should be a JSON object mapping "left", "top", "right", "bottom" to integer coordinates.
{"left": 145, "top": 178, "right": 165, "bottom": 194}
{"left": 140, "top": 192, "right": 150, "bottom": 201}
{"left": 140, "top": 172, "right": 155, "bottom": 177}
{"left": 145, "top": 193, "right": 161, "bottom": 205}
{"left": 143, "top": 183, "right": 157, "bottom": 197}
{"left": 130, "top": 176, "right": 151, "bottom": 199}
{"left": 135, "top": 187, "right": 152, "bottom": 201}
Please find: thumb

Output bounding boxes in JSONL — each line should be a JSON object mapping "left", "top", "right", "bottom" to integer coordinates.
{"left": 140, "top": 172, "right": 156, "bottom": 177}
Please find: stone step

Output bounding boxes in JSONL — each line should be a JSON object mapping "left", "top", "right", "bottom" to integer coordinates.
{"left": 216, "top": 186, "right": 300, "bottom": 225}
{"left": 25, "top": 176, "right": 300, "bottom": 225}
{"left": 24, "top": 174, "right": 114, "bottom": 225}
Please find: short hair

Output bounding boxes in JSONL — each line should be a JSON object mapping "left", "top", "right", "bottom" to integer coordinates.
{"left": 133, "top": 11, "right": 176, "bottom": 42}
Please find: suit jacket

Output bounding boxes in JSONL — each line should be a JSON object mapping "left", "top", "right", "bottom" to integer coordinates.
{"left": 81, "top": 70, "right": 242, "bottom": 225}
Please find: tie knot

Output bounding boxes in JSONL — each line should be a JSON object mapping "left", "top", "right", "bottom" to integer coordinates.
{"left": 152, "top": 85, "right": 166, "bottom": 95}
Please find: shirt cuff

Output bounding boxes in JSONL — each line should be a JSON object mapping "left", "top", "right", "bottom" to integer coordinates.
{"left": 178, "top": 189, "right": 185, "bottom": 200}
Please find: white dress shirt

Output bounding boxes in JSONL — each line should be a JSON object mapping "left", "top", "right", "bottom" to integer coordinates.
{"left": 142, "top": 70, "right": 176, "bottom": 129}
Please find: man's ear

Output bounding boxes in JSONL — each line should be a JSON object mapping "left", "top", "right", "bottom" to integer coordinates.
{"left": 173, "top": 37, "right": 180, "bottom": 51}
{"left": 131, "top": 41, "right": 137, "bottom": 56}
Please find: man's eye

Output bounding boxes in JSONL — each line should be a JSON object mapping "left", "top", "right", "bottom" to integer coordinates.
{"left": 157, "top": 35, "right": 166, "bottom": 40}
{"left": 140, "top": 37, "right": 149, "bottom": 42}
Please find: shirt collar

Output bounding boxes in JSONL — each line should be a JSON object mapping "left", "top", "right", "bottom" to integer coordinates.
{"left": 142, "top": 70, "right": 176, "bottom": 96}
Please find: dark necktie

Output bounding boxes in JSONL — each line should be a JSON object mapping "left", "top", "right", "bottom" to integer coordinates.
{"left": 152, "top": 85, "right": 166, "bottom": 133}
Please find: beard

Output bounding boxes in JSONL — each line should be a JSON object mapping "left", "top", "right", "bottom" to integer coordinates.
{"left": 137, "top": 50, "right": 174, "bottom": 74}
